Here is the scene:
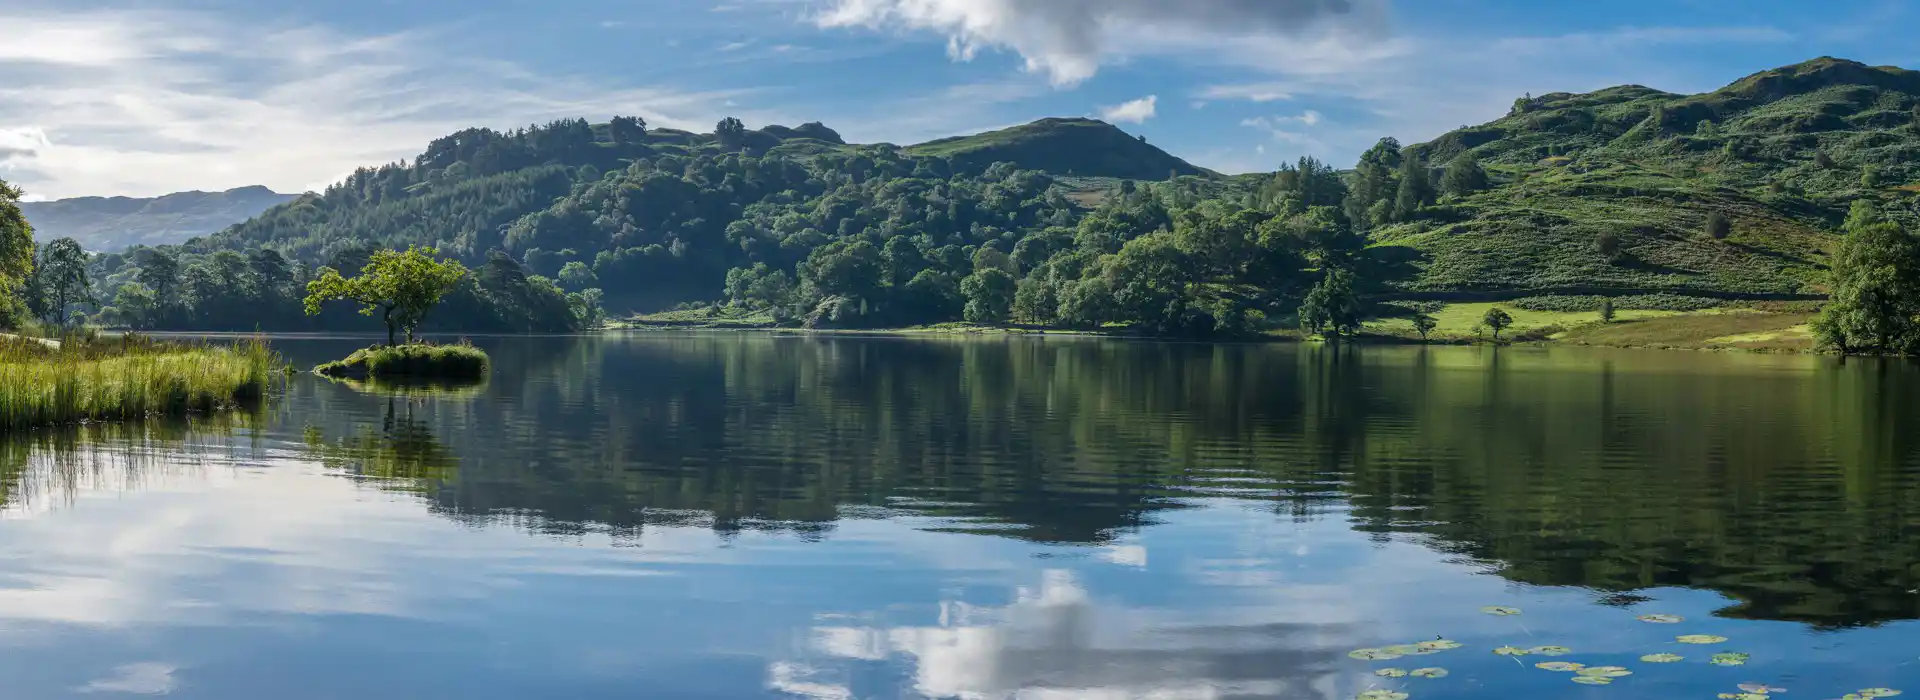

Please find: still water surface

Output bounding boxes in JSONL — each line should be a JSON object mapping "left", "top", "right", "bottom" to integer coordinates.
{"left": 2, "top": 334, "right": 1918, "bottom": 699}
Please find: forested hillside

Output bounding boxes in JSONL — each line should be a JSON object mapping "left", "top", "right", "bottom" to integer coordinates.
{"left": 58, "top": 57, "right": 1920, "bottom": 337}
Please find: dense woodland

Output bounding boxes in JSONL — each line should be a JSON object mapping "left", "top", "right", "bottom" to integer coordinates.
{"left": 5, "top": 57, "right": 1920, "bottom": 348}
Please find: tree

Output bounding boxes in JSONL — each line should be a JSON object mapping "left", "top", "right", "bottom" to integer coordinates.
{"left": 0, "top": 179, "right": 32, "bottom": 323}
{"left": 1705, "top": 212, "right": 1732, "bottom": 240}
{"left": 1440, "top": 153, "right": 1490, "bottom": 198}
{"left": 1814, "top": 214, "right": 1920, "bottom": 354}
{"left": 1298, "top": 269, "right": 1360, "bottom": 339}
{"left": 304, "top": 246, "right": 469, "bottom": 345}
{"left": 715, "top": 117, "right": 747, "bottom": 148}
{"left": 1392, "top": 155, "right": 1435, "bottom": 221}
{"left": 1845, "top": 199, "right": 1882, "bottom": 232}
{"left": 960, "top": 268, "right": 1016, "bottom": 324}
{"left": 609, "top": 115, "right": 648, "bottom": 145}
{"left": 135, "top": 248, "right": 182, "bottom": 307}
{"left": 1482, "top": 307, "right": 1514, "bottom": 341}
{"left": 1814, "top": 150, "right": 1835, "bottom": 169}
{"left": 1862, "top": 165, "right": 1882, "bottom": 189}
{"left": 34, "top": 238, "right": 94, "bottom": 326}
{"left": 558, "top": 261, "right": 598, "bottom": 290}
{"left": 1600, "top": 298, "right": 1616, "bottom": 324}
{"left": 1595, "top": 231, "right": 1624, "bottom": 263}
{"left": 1412, "top": 313, "right": 1437, "bottom": 341}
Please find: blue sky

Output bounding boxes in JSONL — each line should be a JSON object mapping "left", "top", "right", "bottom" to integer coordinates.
{"left": 1, "top": 0, "right": 1915, "bottom": 199}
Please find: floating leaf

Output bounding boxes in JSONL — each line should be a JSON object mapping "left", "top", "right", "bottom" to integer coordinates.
{"left": 1481, "top": 606, "right": 1523, "bottom": 616}
{"left": 1416, "top": 639, "right": 1463, "bottom": 652}
{"left": 1356, "top": 691, "right": 1410, "bottom": 700}
{"left": 1536, "top": 662, "right": 1585, "bottom": 672}
{"left": 1737, "top": 683, "right": 1785, "bottom": 694}
{"left": 1350, "top": 648, "right": 1402, "bottom": 661}
{"left": 1710, "top": 652, "right": 1751, "bottom": 667}
{"left": 1493, "top": 646, "right": 1529, "bottom": 656}
{"left": 1571, "top": 676, "right": 1614, "bottom": 685}
{"left": 1410, "top": 668, "right": 1449, "bottom": 679}
{"left": 1859, "top": 690, "right": 1903, "bottom": 698}
{"left": 1678, "top": 634, "right": 1730, "bottom": 644}
{"left": 1384, "top": 645, "right": 1424, "bottom": 656}
{"left": 1720, "top": 694, "right": 1770, "bottom": 700}
{"left": 1640, "top": 653, "right": 1684, "bottom": 663}
{"left": 1374, "top": 668, "right": 1408, "bottom": 678}
{"left": 1529, "top": 646, "right": 1571, "bottom": 656}
{"left": 1578, "top": 666, "right": 1632, "bottom": 678}
{"left": 1637, "top": 614, "right": 1684, "bottom": 624}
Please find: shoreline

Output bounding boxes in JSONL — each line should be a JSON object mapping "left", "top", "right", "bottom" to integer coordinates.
{"left": 606, "top": 310, "right": 1828, "bottom": 355}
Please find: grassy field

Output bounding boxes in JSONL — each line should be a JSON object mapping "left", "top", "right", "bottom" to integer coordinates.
{"left": 1364, "top": 302, "right": 1817, "bottom": 351}
{"left": 1556, "top": 311, "right": 1816, "bottom": 351}
{"left": 314, "top": 342, "right": 489, "bottom": 380}
{"left": 1366, "top": 302, "right": 1687, "bottom": 339}
{"left": 0, "top": 333, "right": 278, "bottom": 433}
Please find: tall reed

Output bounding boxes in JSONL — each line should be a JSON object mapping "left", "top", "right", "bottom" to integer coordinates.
{"left": 0, "top": 334, "right": 278, "bottom": 434}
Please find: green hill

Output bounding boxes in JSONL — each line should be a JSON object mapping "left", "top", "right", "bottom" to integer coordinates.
{"left": 1373, "top": 57, "right": 1920, "bottom": 298}
{"left": 905, "top": 118, "right": 1210, "bottom": 180}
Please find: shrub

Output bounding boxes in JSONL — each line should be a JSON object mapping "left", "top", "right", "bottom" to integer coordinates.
{"left": 1705, "top": 212, "right": 1732, "bottom": 240}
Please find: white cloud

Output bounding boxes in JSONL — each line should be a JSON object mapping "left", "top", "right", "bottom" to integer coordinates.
{"left": 816, "top": 0, "right": 1390, "bottom": 87}
{"left": 79, "top": 663, "right": 178, "bottom": 695}
{"left": 1099, "top": 95, "right": 1157, "bottom": 124}
{"left": 0, "top": 9, "right": 755, "bottom": 199}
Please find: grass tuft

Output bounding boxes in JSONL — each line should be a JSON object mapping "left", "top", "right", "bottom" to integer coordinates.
{"left": 313, "top": 342, "right": 489, "bottom": 380}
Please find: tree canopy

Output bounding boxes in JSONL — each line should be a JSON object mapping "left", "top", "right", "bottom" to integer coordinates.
{"left": 305, "top": 247, "right": 470, "bottom": 345}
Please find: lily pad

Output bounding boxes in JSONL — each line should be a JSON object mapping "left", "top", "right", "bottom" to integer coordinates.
{"left": 1493, "top": 646, "right": 1529, "bottom": 656}
{"left": 1529, "top": 645, "right": 1571, "bottom": 656}
{"left": 1409, "top": 668, "right": 1449, "bottom": 679}
{"left": 1678, "top": 634, "right": 1730, "bottom": 644}
{"left": 1637, "top": 614, "right": 1685, "bottom": 624}
{"left": 1350, "top": 648, "right": 1403, "bottom": 661}
{"left": 1356, "top": 691, "right": 1410, "bottom": 700}
{"left": 1640, "top": 653, "right": 1684, "bottom": 663}
{"left": 1578, "top": 666, "right": 1632, "bottom": 678}
{"left": 1720, "top": 694, "right": 1771, "bottom": 700}
{"left": 1481, "top": 606, "right": 1523, "bottom": 616}
{"left": 1571, "top": 676, "right": 1614, "bottom": 685}
{"left": 1859, "top": 690, "right": 1903, "bottom": 698}
{"left": 1737, "top": 683, "right": 1785, "bottom": 694}
{"left": 1710, "top": 652, "right": 1751, "bottom": 667}
{"left": 1536, "top": 662, "right": 1585, "bottom": 672}
{"left": 1374, "top": 668, "right": 1408, "bottom": 678}
{"left": 1415, "top": 639, "right": 1463, "bottom": 652}
{"left": 1383, "top": 645, "right": 1424, "bottom": 656}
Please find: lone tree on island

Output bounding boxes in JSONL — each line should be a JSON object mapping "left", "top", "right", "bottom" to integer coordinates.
{"left": 305, "top": 246, "right": 468, "bottom": 346}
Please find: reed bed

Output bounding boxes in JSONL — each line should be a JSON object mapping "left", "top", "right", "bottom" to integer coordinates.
{"left": 0, "top": 333, "right": 278, "bottom": 434}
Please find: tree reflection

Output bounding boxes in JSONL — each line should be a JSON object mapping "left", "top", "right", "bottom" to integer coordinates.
{"left": 290, "top": 335, "right": 1920, "bottom": 628}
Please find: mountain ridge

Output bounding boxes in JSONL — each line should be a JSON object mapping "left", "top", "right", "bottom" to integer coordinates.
{"left": 23, "top": 186, "right": 296, "bottom": 252}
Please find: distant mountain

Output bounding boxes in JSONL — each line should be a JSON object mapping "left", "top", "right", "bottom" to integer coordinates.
{"left": 22, "top": 186, "right": 296, "bottom": 252}
{"left": 1373, "top": 56, "right": 1920, "bottom": 296}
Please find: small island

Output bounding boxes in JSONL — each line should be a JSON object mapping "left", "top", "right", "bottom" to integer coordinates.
{"left": 304, "top": 246, "right": 490, "bottom": 381}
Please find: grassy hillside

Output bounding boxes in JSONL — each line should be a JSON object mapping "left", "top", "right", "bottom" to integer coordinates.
{"left": 1372, "top": 57, "right": 1920, "bottom": 298}
{"left": 906, "top": 118, "right": 1210, "bottom": 180}
{"left": 22, "top": 186, "right": 295, "bottom": 252}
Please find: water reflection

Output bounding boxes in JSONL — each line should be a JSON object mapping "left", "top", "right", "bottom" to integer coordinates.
{"left": 277, "top": 335, "right": 1920, "bottom": 629}
{"left": 2, "top": 336, "right": 1920, "bottom": 698}
{"left": 786, "top": 570, "right": 1363, "bottom": 700}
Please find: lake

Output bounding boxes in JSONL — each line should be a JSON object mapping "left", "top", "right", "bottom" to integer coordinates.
{"left": 2, "top": 333, "right": 1917, "bottom": 699}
